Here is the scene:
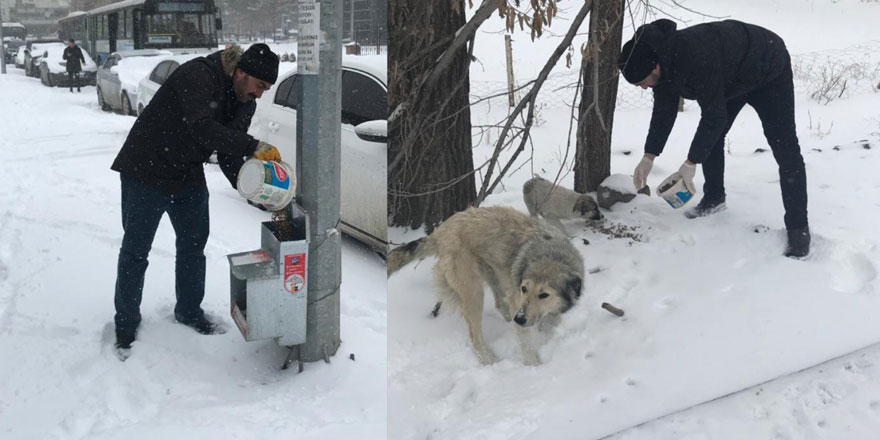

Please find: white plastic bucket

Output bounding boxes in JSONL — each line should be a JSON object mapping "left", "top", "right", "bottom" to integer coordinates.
{"left": 237, "top": 159, "right": 296, "bottom": 211}
{"left": 656, "top": 174, "right": 694, "bottom": 209}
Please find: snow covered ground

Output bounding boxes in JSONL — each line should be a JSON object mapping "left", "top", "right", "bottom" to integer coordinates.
{"left": 389, "top": 1, "right": 880, "bottom": 439}
{"left": 0, "top": 67, "right": 386, "bottom": 439}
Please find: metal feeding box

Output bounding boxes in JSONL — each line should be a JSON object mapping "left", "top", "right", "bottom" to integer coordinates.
{"left": 227, "top": 204, "right": 309, "bottom": 351}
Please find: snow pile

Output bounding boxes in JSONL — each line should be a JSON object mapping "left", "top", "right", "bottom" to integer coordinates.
{"left": 391, "top": 1, "right": 880, "bottom": 439}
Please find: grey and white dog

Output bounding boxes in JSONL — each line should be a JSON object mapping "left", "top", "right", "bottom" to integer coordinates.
{"left": 388, "top": 206, "right": 585, "bottom": 365}
{"left": 523, "top": 176, "right": 602, "bottom": 233}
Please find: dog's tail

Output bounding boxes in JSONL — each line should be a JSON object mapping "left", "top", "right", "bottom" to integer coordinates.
{"left": 387, "top": 236, "right": 437, "bottom": 276}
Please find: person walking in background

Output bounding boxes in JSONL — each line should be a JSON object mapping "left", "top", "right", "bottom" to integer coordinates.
{"left": 618, "top": 19, "right": 810, "bottom": 258}
{"left": 62, "top": 39, "right": 85, "bottom": 93}
{"left": 110, "top": 44, "right": 283, "bottom": 356}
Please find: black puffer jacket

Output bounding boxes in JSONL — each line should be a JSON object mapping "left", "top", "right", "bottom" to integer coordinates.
{"left": 111, "top": 48, "right": 259, "bottom": 191}
{"left": 638, "top": 19, "right": 790, "bottom": 163}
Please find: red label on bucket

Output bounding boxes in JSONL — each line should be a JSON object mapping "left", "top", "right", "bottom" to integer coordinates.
{"left": 273, "top": 162, "right": 288, "bottom": 181}
{"left": 263, "top": 162, "right": 291, "bottom": 190}
{"left": 284, "top": 253, "right": 306, "bottom": 294}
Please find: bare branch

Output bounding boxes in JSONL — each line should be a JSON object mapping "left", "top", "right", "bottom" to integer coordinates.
{"left": 475, "top": 0, "right": 594, "bottom": 203}
{"left": 422, "top": 0, "right": 499, "bottom": 93}
{"left": 667, "top": 0, "right": 727, "bottom": 19}
{"left": 556, "top": 50, "right": 585, "bottom": 186}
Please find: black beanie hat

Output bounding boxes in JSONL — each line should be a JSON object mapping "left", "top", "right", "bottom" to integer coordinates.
{"left": 618, "top": 38, "right": 658, "bottom": 84}
{"left": 238, "top": 43, "right": 280, "bottom": 84}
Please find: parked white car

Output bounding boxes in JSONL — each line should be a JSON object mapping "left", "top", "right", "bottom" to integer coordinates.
{"left": 249, "top": 56, "right": 388, "bottom": 252}
{"left": 14, "top": 46, "right": 27, "bottom": 68}
{"left": 38, "top": 44, "right": 98, "bottom": 88}
{"left": 97, "top": 49, "right": 171, "bottom": 115}
{"left": 25, "top": 42, "right": 65, "bottom": 77}
{"left": 135, "top": 53, "right": 200, "bottom": 115}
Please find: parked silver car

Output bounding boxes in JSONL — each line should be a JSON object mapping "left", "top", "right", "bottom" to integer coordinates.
{"left": 96, "top": 49, "right": 171, "bottom": 115}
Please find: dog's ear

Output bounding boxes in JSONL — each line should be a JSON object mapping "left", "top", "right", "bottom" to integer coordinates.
{"left": 566, "top": 275, "right": 582, "bottom": 298}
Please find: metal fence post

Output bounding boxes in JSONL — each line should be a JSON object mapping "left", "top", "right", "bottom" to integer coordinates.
{"left": 296, "top": 0, "right": 342, "bottom": 362}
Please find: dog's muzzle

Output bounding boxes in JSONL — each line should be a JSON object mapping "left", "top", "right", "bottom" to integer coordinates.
{"left": 514, "top": 309, "right": 527, "bottom": 326}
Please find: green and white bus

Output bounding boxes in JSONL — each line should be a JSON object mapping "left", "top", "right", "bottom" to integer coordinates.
{"left": 58, "top": 0, "right": 220, "bottom": 63}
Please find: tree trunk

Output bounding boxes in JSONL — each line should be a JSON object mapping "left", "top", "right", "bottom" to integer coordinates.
{"left": 388, "top": 0, "right": 476, "bottom": 231}
{"left": 574, "top": 0, "right": 625, "bottom": 193}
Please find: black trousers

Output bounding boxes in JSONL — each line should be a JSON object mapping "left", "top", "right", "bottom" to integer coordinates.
{"left": 700, "top": 63, "right": 809, "bottom": 230}
{"left": 114, "top": 174, "right": 210, "bottom": 333}
{"left": 67, "top": 72, "right": 80, "bottom": 89}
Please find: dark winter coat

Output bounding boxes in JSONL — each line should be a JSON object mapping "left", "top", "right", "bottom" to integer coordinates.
{"left": 638, "top": 19, "right": 791, "bottom": 163}
{"left": 62, "top": 45, "right": 85, "bottom": 73}
{"left": 111, "top": 49, "right": 259, "bottom": 192}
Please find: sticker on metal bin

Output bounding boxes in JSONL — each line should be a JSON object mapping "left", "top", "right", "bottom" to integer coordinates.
{"left": 284, "top": 253, "right": 306, "bottom": 294}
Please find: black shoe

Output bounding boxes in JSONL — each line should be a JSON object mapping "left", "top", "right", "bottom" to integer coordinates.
{"left": 115, "top": 328, "right": 137, "bottom": 350}
{"left": 176, "top": 314, "right": 220, "bottom": 335}
{"left": 784, "top": 227, "right": 810, "bottom": 258}
{"left": 685, "top": 196, "right": 726, "bottom": 219}
{"left": 69, "top": 88, "right": 73, "bottom": 93}
{"left": 77, "top": 88, "right": 81, "bottom": 92}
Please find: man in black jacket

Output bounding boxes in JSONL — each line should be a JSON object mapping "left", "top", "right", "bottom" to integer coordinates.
{"left": 62, "top": 39, "right": 86, "bottom": 93}
{"left": 618, "top": 19, "right": 810, "bottom": 258}
{"left": 110, "top": 44, "right": 282, "bottom": 352}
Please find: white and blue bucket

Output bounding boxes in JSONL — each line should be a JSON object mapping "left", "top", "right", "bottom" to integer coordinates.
{"left": 656, "top": 174, "right": 694, "bottom": 209}
{"left": 237, "top": 159, "right": 296, "bottom": 211}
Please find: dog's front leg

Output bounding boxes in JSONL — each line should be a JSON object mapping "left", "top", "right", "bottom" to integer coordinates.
{"left": 537, "top": 313, "right": 561, "bottom": 333}
{"left": 515, "top": 326, "right": 541, "bottom": 366}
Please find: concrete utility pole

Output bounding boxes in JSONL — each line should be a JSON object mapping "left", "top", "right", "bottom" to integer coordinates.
{"left": 296, "top": 0, "right": 342, "bottom": 363}
{"left": 0, "top": 6, "right": 7, "bottom": 75}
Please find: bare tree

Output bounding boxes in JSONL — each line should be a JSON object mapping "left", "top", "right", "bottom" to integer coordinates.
{"left": 574, "top": 0, "right": 625, "bottom": 192}
{"left": 388, "top": 0, "right": 560, "bottom": 230}
{"left": 387, "top": 0, "right": 477, "bottom": 231}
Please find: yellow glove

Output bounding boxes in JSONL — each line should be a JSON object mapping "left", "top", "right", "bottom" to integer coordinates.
{"left": 253, "top": 141, "right": 282, "bottom": 162}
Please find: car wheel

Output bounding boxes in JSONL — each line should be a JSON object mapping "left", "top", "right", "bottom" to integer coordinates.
{"left": 122, "top": 93, "right": 133, "bottom": 116}
{"left": 97, "top": 87, "right": 110, "bottom": 111}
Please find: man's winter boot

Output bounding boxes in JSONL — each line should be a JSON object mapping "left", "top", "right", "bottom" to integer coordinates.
{"left": 685, "top": 196, "right": 726, "bottom": 219}
{"left": 176, "top": 314, "right": 222, "bottom": 335}
{"left": 77, "top": 87, "right": 81, "bottom": 92}
{"left": 69, "top": 87, "right": 73, "bottom": 93}
{"left": 784, "top": 227, "right": 810, "bottom": 258}
{"left": 115, "top": 328, "right": 137, "bottom": 350}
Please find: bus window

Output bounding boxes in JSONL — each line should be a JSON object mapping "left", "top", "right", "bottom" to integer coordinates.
{"left": 149, "top": 14, "right": 174, "bottom": 33}
{"left": 125, "top": 11, "right": 134, "bottom": 39}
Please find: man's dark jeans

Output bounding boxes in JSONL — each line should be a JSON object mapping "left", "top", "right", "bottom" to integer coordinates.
{"left": 114, "top": 174, "right": 209, "bottom": 333}
{"left": 700, "top": 61, "right": 809, "bottom": 231}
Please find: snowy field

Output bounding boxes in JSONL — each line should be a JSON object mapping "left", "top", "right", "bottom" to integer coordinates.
{"left": 0, "top": 67, "right": 386, "bottom": 438}
{"left": 389, "top": 1, "right": 880, "bottom": 439}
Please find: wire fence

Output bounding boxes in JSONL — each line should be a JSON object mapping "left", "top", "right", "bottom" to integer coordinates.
{"left": 356, "top": 45, "right": 388, "bottom": 56}
{"left": 471, "top": 40, "right": 880, "bottom": 110}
